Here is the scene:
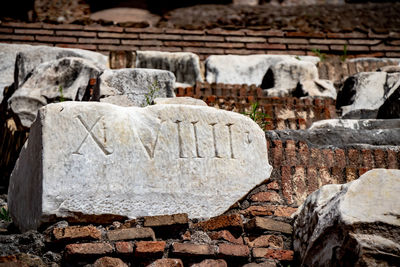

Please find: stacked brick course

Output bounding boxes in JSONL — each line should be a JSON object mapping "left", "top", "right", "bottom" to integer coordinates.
{"left": 1, "top": 22, "right": 399, "bottom": 59}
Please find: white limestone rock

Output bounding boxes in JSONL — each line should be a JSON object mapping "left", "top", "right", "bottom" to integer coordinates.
{"left": 205, "top": 54, "right": 319, "bottom": 85}
{"left": 99, "top": 68, "right": 175, "bottom": 107}
{"left": 154, "top": 97, "right": 207, "bottom": 106}
{"left": 293, "top": 169, "right": 400, "bottom": 266}
{"left": 264, "top": 59, "right": 336, "bottom": 98}
{"left": 8, "top": 102, "right": 272, "bottom": 232}
{"left": 8, "top": 57, "right": 103, "bottom": 128}
{"left": 309, "top": 118, "right": 400, "bottom": 131}
{"left": 337, "top": 72, "right": 400, "bottom": 119}
{"left": 136, "top": 51, "right": 203, "bottom": 87}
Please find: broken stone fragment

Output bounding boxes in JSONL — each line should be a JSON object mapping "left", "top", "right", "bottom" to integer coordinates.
{"left": 98, "top": 68, "right": 176, "bottom": 107}
{"left": 293, "top": 169, "right": 400, "bottom": 266}
{"left": 8, "top": 102, "right": 272, "bottom": 232}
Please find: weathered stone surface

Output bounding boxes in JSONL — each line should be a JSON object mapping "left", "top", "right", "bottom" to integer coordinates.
{"left": 192, "top": 259, "right": 227, "bottom": 267}
{"left": 135, "top": 241, "right": 166, "bottom": 257}
{"left": 218, "top": 243, "right": 250, "bottom": 257}
{"left": 144, "top": 213, "right": 188, "bottom": 227}
{"left": 65, "top": 242, "right": 113, "bottom": 256}
{"left": 147, "top": 258, "right": 183, "bottom": 267}
{"left": 0, "top": 230, "right": 44, "bottom": 257}
{"left": 194, "top": 214, "right": 243, "bottom": 232}
{"left": 266, "top": 119, "right": 400, "bottom": 147}
{"left": 93, "top": 256, "right": 128, "bottom": 267}
{"left": 205, "top": 55, "right": 319, "bottom": 85}
{"left": 99, "top": 68, "right": 175, "bottom": 107}
{"left": 53, "top": 225, "right": 101, "bottom": 241}
{"left": 107, "top": 228, "right": 155, "bottom": 241}
{"left": 337, "top": 72, "right": 400, "bottom": 119}
{"left": 293, "top": 169, "right": 400, "bottom": 266}
{"left": 8, "top": 57, "right": 103, "bottom": 128}
{"left": 13, "top": 44, "right": 107, "bottom": 89}
{"left": 8, "top": 102, "right": 272, "bottom": 231}
{"left": 172, "top": 243, "right": 216, "bottom": 256}
{"left": 246, "top": 235, "right": 284, "bottom": 249}
{"left": 263, "top": 59, "right": 336, "bottom": 98}
{"left": 253, "top": 248, "right": 294, "bottom": 261}
{"left": 136, "top": 51, "right": 203, "bottom": 87}
{"left": 246, "top": 217, "right": 292, "bottom": 234}
{"left": 154, "top": 97, "right": 207, "bottom": 106}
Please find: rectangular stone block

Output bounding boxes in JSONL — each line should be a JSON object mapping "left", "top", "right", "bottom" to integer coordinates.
{"left": 143, "top": 213, "right": 189, "bottom": 227}
{"left": 8, "top": 102, "right": 272, "bottom": 232}
{"left": 53, "top": 225, "right": 101, "bottom": 241}
{"left": 246, "top": 217, "right": 292, "bottom": 234}
{"left": 107, "top": 228, "right": 155, "bottom": 241}
{"left": 172, "top": 243, "right": 216, "bottom": 256}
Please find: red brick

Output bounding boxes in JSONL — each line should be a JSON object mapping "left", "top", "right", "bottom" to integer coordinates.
{"left": 387, "top": 150, "right": 399, "bottom": 169}
{"left": 140, "top": 33, "right": 182, "bottom": 40}
{"left": 289, "top": 44, "right": 328, "bottom": 51}
{"left": 83, "top": 25, "right": 123, "bottom": 32}
{"left": 272, "top": 140, "right": 283, "bottom": 167}
{"left": 2, "top": 22, "right": 42, "bottom": 28}
{"left": 389, "top": 40, "right": 400, "bottom": 46}
{"left": 358, "top": 167, "right": 370, "bottom": 176}
{"left": 371, "top": 44, "right": 400, "bottom": 51}
{"left": 226, "top": 36, "right": 265, "bottom": 43}
{"left": 361, "top": 149, "right": 374, "bottom": 167}
{"left": 223, "top": 49, "right": 256, "bottom": 55}
{"left": 348, "top": 149, "right": 360, "bottom": 167}
{"left": 345, "top": 167, "right": 358, "bottom": 182}
{"left": 293, "top": 166, "right": 307, "bottom": 204}
{"left": 125, "top": 27, "right": 164, "bottom": 33}
{"left": 246, "top": 235, "right": 283, "bottom": 249}
{"left": 246, "top": 217, "right": 292, "bottom": 234}
{"left": 334, "top": 149, "right": 346, "bottom": 168}
{"left": 163, "top": 41, "right": 204, "bottom": 47}
{"left": 172, "top": 243, "right": 215, "bottom": 256}
{"left": 322, "top": 149, "right": 334, "bottom": 167}
{"left": 281, "top": 166, "right": 293, "bottom": 205}
{"left": 65, "top": 242, "right": 113, "bottom": 255}
{"left": 121, "top": 39, "right": 162, "bottom": 46}
{"left": 183, "top": 47, "right": 224, "bottom": 54}
{"left": 206, "top": 42, "right": 245, "bottom": 48}
{"left": 269, "top": 38, "right": 308, "bottom": 44}
{"left": 55, "top": 43, "right": 97, "bottom": 50}
{"left": 107, "top": 228, "right": 155, "bottom": 241}
{"left": 240, "top": 206, "right": 274, "bottom": 217}
{"left": 218, "top": 244, "right": 249, "bottom": 257}
{"left": 327, "top": 32, "right": 367, "bottom": 38}
{"left": 298, "top": 141, "right": 309, "bottom": 165}
{"left": 246, "top": 30, "right": 284, "bottom": 37}
{"left": 0, "top": 28, "right": 13, "bottom": 33}
{"left": 269, "top": 50, "right": 306, "bottom": 55}
{"left": 253, "top": 248, "right": 294, "bottom": 261}
{"left": 251, "top": 191, "right": 282, "bottom": 203}
{"left": 98, "top": 32, "right": 138, "bottom": 38}
{"left": 147, "top": 258, "right": 183, "bottom": 267}
{"left": 274, "top": 206, "right": 297, "bottom": 217}
{"left": 36, "top": 35, "right": 76, "bottom": 43}
{"left": 348, "top": 39, "right": 381, "bottom": 45}
{"left": 164, "top": 28, "right": 204, "bottom": 35}
{"left": 319, "top": 166, "right": 334, "bottom": 185}
{"left": 206, "top": 29, "right": 246, "bottom": 36}
{"left": 307, "top": 166, "right": 319, "bottom": 194}
{"left": 331, "top": 45, "right": 370, "bottom": 52}
{"left": 208, "top": 230, "right": 243, "bottom": 245}
{"left": 368, "top": 31, "right": 389, "bottom": 38}
{"left": 15, "top": 29, "right": 53, "bottom": 35}
{"left": 115, "top": 242, "right": 133, "bottom": 254}
{"left": 135, "top": 241, "right": 165, "bottom": 257}
{"left": 284, "top": 140, "right": 297, "bottom": 166}
{"left": 267, "top": 181, "right": 280, "bottom": 190}
{"left": 373, "top": 149, "right": 387, "bottom": 168}
{"left": 98, "top": 45, "right": 135, "bottom": 51}
{"left": 182, "top": 35, "right": 224, "bottom": 42}
{"left": 144, "top": 213, "right": 188, "bottom": 227}
{"left": 309, "top": 148, "right": 322, "bottom": 167}
{"left": 309, "top": 38, "right": 347, "bottom": 45}
{"left": 93, "top": 257, "right": 127, "bottom": 267}
{"left": 286, "top": 32, "right": 325, "bottom": 38}
{"left": 55, "top": 30, "right": 96, "bottom": 37}
{"left": 53, "top": 225, "right": 101, "bottom": 241}
{"left": 0, "top": 34, "right": 34, "bottom": 41}
{"left": 191, "top": 259, "right": 227, "bottom": 267}
{"left": 194, "top": 214, "right": 243, "bottom": 231}
{"left": 79, "top": 37, "right": 119, "bottom": 44}
{"left": 42, "top": 23, "right": 83, "bottom": 30}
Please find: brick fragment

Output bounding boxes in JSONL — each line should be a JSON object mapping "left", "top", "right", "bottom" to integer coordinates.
{"left": 218, "top": 243, "right": 250, "bottom": 257}
{"left": 65, "top": 242, "right": 113, "bottom": 255}
{"left": 246, "top": 235, "right": 283, "bottom": 249}
{"left": 191, "top": 259, "right": 227, "bottom": 267}
{"left": 115, "top": 242, "right": 133, "bottom": 254}
{"left": 79, "top": 37, "right": 119, "bottom": 44}
{"left": 284, "top": 140, "right": 297, "bottom": 166}
{"left": 56, "top": 30, "right": 96, "bottom": 37}
{"left": 267, "top": 181, "right": 280, "bottom": 190}
{"left": 293, "top": 166, "right": 307, "bottom": 205}
{"left": 272, "top": 140, "right": 283, "bottom": 167}
{"left": 135, "top": 241, "right": 166, "bottom": 257}
{"left": 348, "top": 149, "right": 360, "bottom": 167}
{"left": 208, "top": 230, "right": 243, "bottom": 244}
{"left": 194, "top": 214, "right": 243, "bottom": 232}
{"left": 334, "top": 149, "right": 346, "bottom": 168}
{"left": 36, "top": 35, "right": 76, "bottom": 43}
{"left": 172, "top": 243, "right": 215, "bottom": 256}
{"left": 281, "top": 166, "right": 293, "bottom": 205}
{"left": 246, "top": 43, "right": 286, "bottom": 49}
{"left": 107, "top": 228, "right": 155, "bottom": 241}
{"left": 373, "top": 149, "right": 387, "bottom": 168}
{"left": 306, "top": 166, "right": 319, "bottom": 194}
{"left": 298, "top": 141, "right": 309, "bottom": 165}
{"left": 93, "top": 257, "right": 128, "bottom": 267}
{"left": 250, "top": 191, "right": 282, "bottom": 203}
{"left": 144, "top": 213, "right": 188, "bottom": 227}
{"left": 146, "top": 258, "right": 183, "bottom": 267}
{"left": 345, "top": 167, "right": 358, "bottom": 182}
{"left": 240, "top": 206, "right": 274, "bottom": 217}
{"left": 387, "top": 150, "right": 399, "bottom": 169}
{"left": 15, "top": 29, "right": 53, "bottom": 35}
{"left": 253, "top": 248, "right": 294, "bottom": 261}
{"left": 246, "top": 217, "right": 292, "bottom": 234}
{"left": 273, "top": 206, "right": 297, "bottom": 217}
{"left": 53, "top": 225, "right": 101, "bottom": 241}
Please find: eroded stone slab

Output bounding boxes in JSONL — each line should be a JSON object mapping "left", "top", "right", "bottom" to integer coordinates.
{"left": 8, "top": 102, "right": 272, "bottom": 232}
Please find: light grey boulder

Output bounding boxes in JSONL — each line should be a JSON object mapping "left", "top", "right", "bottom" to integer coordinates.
{"left": 205, "top": 54, "right": 319, "bottom": 85}
{"left": 99, "top": 68, "right": 175, "bottom": 107}
{"left": 263, "top": 59, "right": 336, "bottom": 98}
{"left": 336, "top": 72, "right": 400, "bottom": 119}
{"left": 13, "top": 44, "right": 108, "bottom": 88}
{"left": 8, "top": 101, "right": 272, "bottom": 232}
{"left": 293, "top": 169, "right": 400, "bottom": 266}
{"left": 136, "top": 51, "right": 203, "bottom": 87}
{"left": 8, "top": 57, "right": 103, "bottom": 128}
{"left": 154, "top": 97, "right": 207, "bottom": 106}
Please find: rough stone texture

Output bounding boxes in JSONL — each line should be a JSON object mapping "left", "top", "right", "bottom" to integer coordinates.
{"left": 266, "top": 119, "right": 400, "bottom": 147}
{"left": 218, "top": 243, "right": 250, "bottom": 257}
{"left": 52, "top": 225, "right": 101, "bottom": 241}
{"left": 205, "top": 55, "right": 319, "bottom": 85}
{"left": 8, "top": 57, "right": 103, "bottom": 128}
{"left": 191, "top": 259, "right": 227, "bottom": 267}
{"left": 93, "top": 256, "right": 128, "bottom": 267}
{"left": 65, "top": 242, "right": 113, "bottom": 256}
{"left": 242, "top": 261, "right": 277, "bottom": 267}
{"left": 253, "top": 248, "right": 294, "bottom": 261}
{"left": 264, "top": 59, "right": 336, "bottom": 99}
{"left": 246, "top": 235, "right": 284, "bottom": 249}
{"left": 194, "top": 214, "right": 243, "bottom": 232}
{"left": 99, "top": 68, "right": 175, "bottom": 107}
{"left": 0, "top": 230, "right": 44, "bottom": 257}
{"left": 8, "top": 102, "right": 272, "bottom": 231}
{"left": 147, "top": 258, "right": 183, "bottom": 267}
{"left": 12, "top": 44, "right": 107, "bottom": 89}
{"left": 136, "top": 51, "right": 203, "bottom": 87}
{"left": 154, "top": 97, "right": 207, "bottom": 106}
{"left": 293, "top": 169, "right": 400, "bottom": 266}
{"left": 34, "top": 0, "right": 90, "bottom": 23}
{"left": 337, "top": 72, "right": 400, "bottom": 119}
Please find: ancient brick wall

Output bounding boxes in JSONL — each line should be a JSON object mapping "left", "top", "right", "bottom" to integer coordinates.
{"left": 1, "top": 22, "right": 399, "bottom": 59}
